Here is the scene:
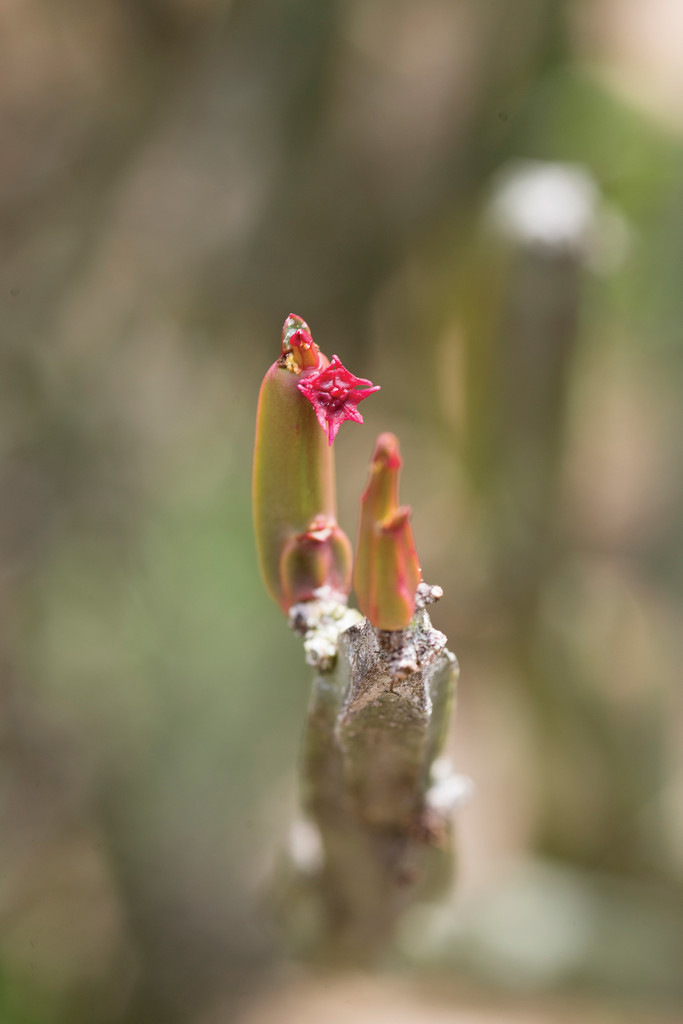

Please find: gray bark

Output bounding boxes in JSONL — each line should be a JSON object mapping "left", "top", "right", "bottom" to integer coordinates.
{"left": 279, "top": 586, "right": 467, "bottom": 965}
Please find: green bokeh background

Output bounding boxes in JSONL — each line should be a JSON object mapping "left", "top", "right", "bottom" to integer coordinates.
{"left": 2, "top": 2, "right": 683, "bottom": 1022}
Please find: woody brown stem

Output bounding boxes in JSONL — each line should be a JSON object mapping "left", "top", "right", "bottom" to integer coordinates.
{"left": 280, "top": 586, "right": 465, "bottom": 965}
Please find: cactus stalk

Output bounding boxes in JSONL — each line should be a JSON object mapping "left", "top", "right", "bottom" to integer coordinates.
{"left": 252, "top": 315, "right": 353, "bottom": 612}
{"left": 254, "top": 316, "right": 465, "bottom": 965}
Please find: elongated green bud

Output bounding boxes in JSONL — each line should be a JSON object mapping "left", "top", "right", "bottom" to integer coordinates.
{"left": 253, "top": 315, "right": 352, "bottom": 613}
{"left": 353, "top": 433, "right": 422, "bottom": 631}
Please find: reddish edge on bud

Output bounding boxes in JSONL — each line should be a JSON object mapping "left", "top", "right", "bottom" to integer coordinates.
{"left": 279, "top": 314, "right": 322, "bottom": 372}
{"left": 253, "top": 315, "right": 352, "bottom": 614}
{"left": 279, "top": 516, "right": 352, "bottom": 610}
{"left": 297, "top": 355, "right": 381, "bottom": 445}
{"left": 353, "top": 433, "right": 422, "bottom": 631}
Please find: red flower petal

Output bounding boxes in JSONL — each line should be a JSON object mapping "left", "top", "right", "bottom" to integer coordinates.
{"left": 297, "top": 355, "right": 380, "bottom": 445}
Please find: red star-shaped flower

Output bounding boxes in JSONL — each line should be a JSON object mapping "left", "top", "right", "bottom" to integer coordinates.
{"left": 297, "top": 355, "right": 381, "bottom": 445}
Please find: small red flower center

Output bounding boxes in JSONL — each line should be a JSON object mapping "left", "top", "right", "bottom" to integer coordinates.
{"left": 297, "top": 355, "right": 380, "bottom": 444}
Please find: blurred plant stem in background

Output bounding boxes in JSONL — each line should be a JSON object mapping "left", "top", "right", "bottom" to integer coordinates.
{"left": 438, "top": 158, "right": 676, "bottom": 877}
{"left": 451, "top": 161, "right": 643, "bottom": 868}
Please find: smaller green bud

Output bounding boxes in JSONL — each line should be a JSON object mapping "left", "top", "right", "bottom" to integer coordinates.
{"left": 279, "top": 516, "right": 353, "bottom": 609}
{"left": 353, "top": 433, "right": 422, "bottom": 631}
{"left": 279, "top": 314, "right": 322, "bottom": 372}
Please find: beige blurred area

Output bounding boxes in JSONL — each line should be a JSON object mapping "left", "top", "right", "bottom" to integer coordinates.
{"left": 225, "top": 974, "right": 683, "bottom": 1024}
{"left": 2, "top": 1, "right": 683, "bottom": 1023}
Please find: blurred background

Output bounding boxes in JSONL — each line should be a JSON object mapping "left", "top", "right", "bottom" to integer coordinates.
{"left": 2, "top": 0, "right": 683, "bottom": 1021}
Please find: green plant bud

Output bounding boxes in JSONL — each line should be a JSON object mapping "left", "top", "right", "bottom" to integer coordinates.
{"left": 354, "top": 433, "right": 422, "bottom": 631}
{"left": 253, "top": 315, "right": 352, "bottom": 613}
{"left": 279, "top": 516, "right": 353, "bottom": 610}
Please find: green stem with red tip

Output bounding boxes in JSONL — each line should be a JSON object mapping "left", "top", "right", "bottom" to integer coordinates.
{"left": 353, "top": 433, "right": 422, "bottom": 631}
{"left": 252, "top": 315, "right": 352, "bottom": 613}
